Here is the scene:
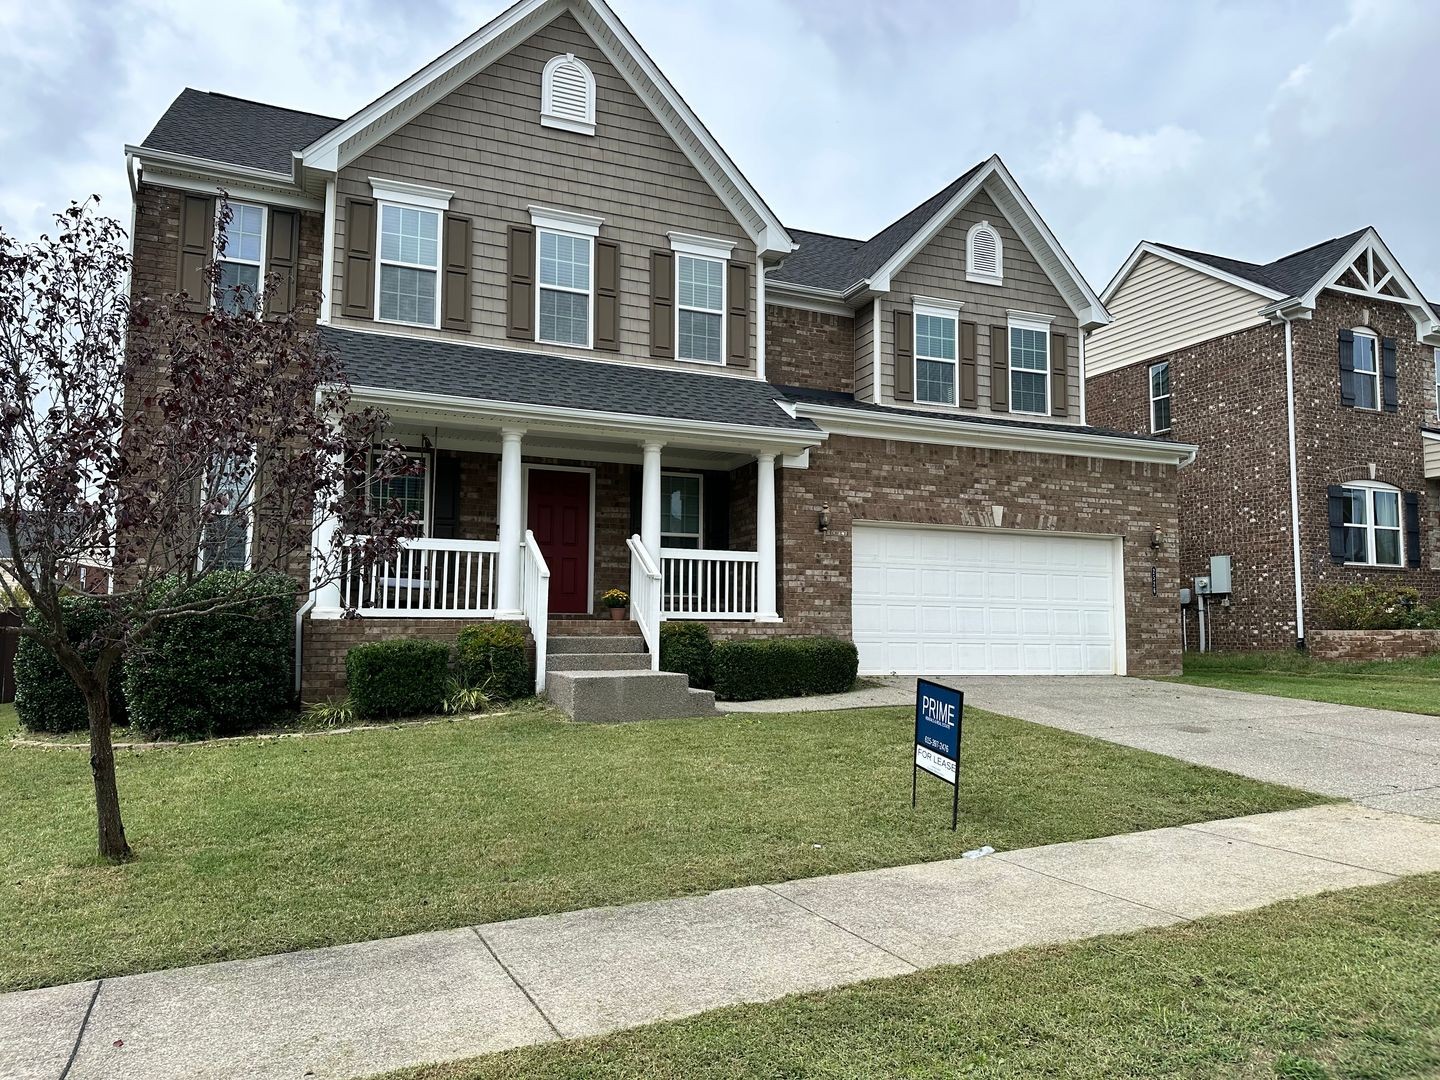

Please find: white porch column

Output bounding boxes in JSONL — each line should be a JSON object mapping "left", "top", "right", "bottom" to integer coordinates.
{"left": 755, "top": 451, "right": 779, "bottom": 621}
{"left": 311, "top": 441, "right": 344, "bottom": 616}
{"left": 496, "top": 427, "right": 525, "bottom": 616}
{"left": 640, "top": 440, "right": 664, "bottom": 560}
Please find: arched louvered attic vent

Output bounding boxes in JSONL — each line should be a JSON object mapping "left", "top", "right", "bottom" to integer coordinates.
{"left": 966, "top": 220, "right": 1003, "bottom": 285}
{"left": 541, "top": 54, "right": 596, "bottom": 136}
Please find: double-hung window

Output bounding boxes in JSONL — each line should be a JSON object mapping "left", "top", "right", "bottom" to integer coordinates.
{"left": 538, "top": 230, "right": 593, "bottom": 347}
{"left": 1341, "top": 483, "right": 1403, "bottom": 567}
{"left": 216, "top": 203, "right": 265, "bottom": 315}
{"left": 913, "top": 303, "right": 958, "bottom": 406}
{"left": 1149, "top": 361, "right": 1172, "bottom": 433}
{"left": 1350, "top": 328, "right": 1381, "bottom": 410}
{"left": 377, "top": 204, "right": 441, "bottom": 327}
{"left": 661, "top": 473, "right": 703, "bottom": 549}
{"left": 677, "top": 256, "right": 725, "bottom": 363}
{"left": 199, "top": 453, "right": 254, "bottom": 571}
{"left": 369, "top": 450, "right": 432, "bottom": 534}
{"left": 1009, "top": 315, "right": 1051, "bottom": 415}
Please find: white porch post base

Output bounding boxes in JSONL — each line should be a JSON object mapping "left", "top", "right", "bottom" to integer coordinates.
{"left": 496, "top": 427, "right": 525, "bottom": 617}
{"left": 756, "top": 451, "right": 779, "bottom": 621}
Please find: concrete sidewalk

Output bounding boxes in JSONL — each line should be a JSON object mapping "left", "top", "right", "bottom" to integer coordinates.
{"left": 6, "top": 803, "right": 1440, "bottom": 1080}
{"left": 725, "top": 676, "right": 1440, "bottom": 819}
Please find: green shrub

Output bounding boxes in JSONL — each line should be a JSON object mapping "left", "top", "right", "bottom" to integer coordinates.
{"left": 659, "top": 622, "right": 714, "bottom": 688}
{"left": 454, "top": 622, "right": 531, "bottom": 701}
{"left": 14, "top": 595, "right": 125, "bottom": 734}
{"left": 1311, "top": 584, "right": 1428, "bottom": 630}
{"left": 123, "top": 571, "right": 295, "bottom": 740}
{"left": 346, "top": 638, "right": 451, "bottom": 718}
{"left": 711, "top": 636, "right": 859, "bottom": 702}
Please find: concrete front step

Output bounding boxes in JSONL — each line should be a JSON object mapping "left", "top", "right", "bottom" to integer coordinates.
{"left": 546, "top": 652, "right": 653, "bottom": 673}
{"left": 546, "top": 670, "right": 720, "bottom": 723}
{"left": 548, "top": 635, "right": 647, "bottom": 655}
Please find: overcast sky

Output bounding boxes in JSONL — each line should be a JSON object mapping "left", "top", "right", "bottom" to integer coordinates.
{"left": 2, "top": 0, "right": 1437, "bottom": 295}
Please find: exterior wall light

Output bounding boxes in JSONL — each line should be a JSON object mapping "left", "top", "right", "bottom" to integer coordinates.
{"left": 1151, "top": 524, "right": 1163, "bottom": 550}
{"left": 818, "top": 504, "right": 830, "bottom": 533}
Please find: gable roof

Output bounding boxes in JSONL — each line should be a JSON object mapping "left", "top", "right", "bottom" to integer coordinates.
{"left": 1152, "top": 228, "right": 1370, "bottom": 300}
{"left": 140, "top": 89, "right": 341, "bottom": 177}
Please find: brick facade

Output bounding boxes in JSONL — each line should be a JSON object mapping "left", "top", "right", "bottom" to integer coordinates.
{"left": 765, "top": 305, "right": 855, "bottom": 392}
{"left": 1308, "top": 629, "right": 1440, "bottom": 662}
{"left": 1088, "top": 290, "right": 1440, "bottom": 652}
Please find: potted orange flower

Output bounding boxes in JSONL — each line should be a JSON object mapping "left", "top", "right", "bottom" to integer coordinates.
{"left": 602, "top": 588, "right": 629, "bottom": 621}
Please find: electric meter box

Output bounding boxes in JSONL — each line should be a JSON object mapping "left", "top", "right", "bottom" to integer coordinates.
{"left": 1194, "top": 576, "right": 1212, "bottom": 596}
{"left": 1209, "top": 555, "right": 1233, "bottom": 595}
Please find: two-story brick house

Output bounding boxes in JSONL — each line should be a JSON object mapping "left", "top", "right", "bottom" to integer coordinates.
{"left": 124, "top": 0, "right": 1193, "bottom": 703}
{"left": 1087, "top": 229, "right": 1440, "bottom": 651}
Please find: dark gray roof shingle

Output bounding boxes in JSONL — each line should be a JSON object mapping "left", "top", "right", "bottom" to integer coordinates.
{"left": 323, "top": 327, "right": 818, "bottom": 434}
{"left": 140, "top": 89, "right": 342, "bottom": 175}
{"left": 1155, "top": 228, "right": 1370, "bottom": 300}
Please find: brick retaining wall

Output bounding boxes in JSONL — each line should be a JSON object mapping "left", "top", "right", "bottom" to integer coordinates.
{"left": 1308, "top": 629, "right": 1440, "bottom": 663}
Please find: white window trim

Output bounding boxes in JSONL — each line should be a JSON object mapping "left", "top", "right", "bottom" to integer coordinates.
{"left": 1149, "top": 361, "right": 1171, "bottom": 434}
{"left": 1350, "top": 326, "right": 1382, "bottom": 412}
{"left": 913, "top": 301, "right": 960, "bottom": 407}
{"left": 198, "top": 451, "right": 256, "bottom": 572}
{"left": 661, "top": 471, "right": 705, "bottom": 548}
{"left": 965, "top": 219, "right": 1003, "bottom": 286}
{"left": 1342, "top": 481, "right": 1404, "bottom": 568}
{"left": 368, "top": 448, "right": 435, "bottom": 537}
{"left": 1007, "top": 313, "right": 1052, "bottom": 417}
{"left": 674, "top": 251, "right": 726, "bottom": 366}
{"left": 1434, "top": 347, "right": 1440, "bottom": 422}
{"left": 528, "top": 205, "right": 603, "bottom": 238}
{"left": 374, "top": 197, "right": 444, "bottom": 330}
{"left": 212, "top": 201, "right": 266, "bottom": 315}
{"left": 540, "top": 53, "right": 597, "bottom": 136}
{"left": 534, "top": 226, "right": 596, "bottom": 350}
{"left": 368, "top": 177, "right": 453, "bottom": 212}
{"left": 668, "top": 231, "right": 736, "bottom": 260}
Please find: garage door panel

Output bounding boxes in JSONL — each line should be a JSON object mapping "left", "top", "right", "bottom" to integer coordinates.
{"left": 852, "top": 525, "right": 1119, "bottom": 677}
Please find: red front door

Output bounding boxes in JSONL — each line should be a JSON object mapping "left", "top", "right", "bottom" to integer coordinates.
{"left": 527, "top": 468, "right": 592, "bottom": 614}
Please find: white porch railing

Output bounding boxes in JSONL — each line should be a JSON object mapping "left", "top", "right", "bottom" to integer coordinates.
{"left": 628, "top": 535, "right": 661, "bottom": 670}
{"left": 341, "top": 537, "right": 500, "bottom": 617}
{"left": 521, "top": 530, "right": 551, "bottom": 692}
{"left": 661, "top": 548, "right": 760, "bottom": 619}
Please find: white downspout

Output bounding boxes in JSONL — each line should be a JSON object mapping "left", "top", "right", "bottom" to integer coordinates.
{"left": 1283, "top": 317, "right": 1306, "bottom": 645}
{"left": 293, "top": 595, "right": 316, "bottom": 698}
{"left": 319, "top": 178, "right": 337, "bottom": 323}
{"left": 755, "top": 254, "right": 766, "bottom": 381}
{"left": 1078, "top": 329, "right": 1088, "bottom": 425}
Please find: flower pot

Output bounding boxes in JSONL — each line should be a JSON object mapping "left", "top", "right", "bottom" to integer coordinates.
{"left": 609, "top": 606, "right": 628, "bottom": 621}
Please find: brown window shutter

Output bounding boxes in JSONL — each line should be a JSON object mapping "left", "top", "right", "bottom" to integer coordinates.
{"left": 441, "top": 213, "right": 472, "bottom": 333}
{"left": 893, "top": 309, "right": 914, "bottom": 402}
{"left": 506, "top": 225, "right": 535, "bottom": 339}
{"left": 594, "top": 239, "right": 620, "bottom": 351}
{"left": 959, "top": 321, "right": 978, "bottom": 407}
{"left": 990, "top": 324, "right": 1009, "bottom": 411}
{"left": 650, "top": 249, "right": 674, "bottom": 359}
{"left": 341, "top": 197, "right": 376, "bottom": 319}
{"left": 726, "top": 260, "right": 751, "bottom": 368}
{"left": 177, "top": 193, "right": 215, "bottom": 312}
{"left": 263, "top": 208, "right": 300, "bottom": 318}
{"left": 1050, "top": 331, "right": 1068, "bottom": 417}
{"left": 1381, "top": 336, "right": 1398, "bottom": 412}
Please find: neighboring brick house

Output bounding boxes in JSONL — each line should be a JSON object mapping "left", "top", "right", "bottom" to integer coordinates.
{"left": 124, "top": 0, "right": 1192, "bottom": 701}
{"left": 1087, "top": 230, "right": 1440, "bottom": 651}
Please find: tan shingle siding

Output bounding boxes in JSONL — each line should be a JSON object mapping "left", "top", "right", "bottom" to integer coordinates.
{"left": 853, "top": 301, "right": 875, "bottom": 401}
{"left": 331, "top": 13, "right": 757, "bottom": 376}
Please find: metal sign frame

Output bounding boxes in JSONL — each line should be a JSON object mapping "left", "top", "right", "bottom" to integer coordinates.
{"left": 912, "top": 678, "right": 963, "bottom": 830}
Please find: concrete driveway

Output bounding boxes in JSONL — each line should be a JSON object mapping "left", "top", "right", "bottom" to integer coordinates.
{"left": 727, "top": 676, "right": 1440, "bottom": 818}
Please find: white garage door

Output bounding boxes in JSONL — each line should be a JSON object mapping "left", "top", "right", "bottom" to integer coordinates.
{"left": 852, "top": 525, "right": 1121, "bottom": 676}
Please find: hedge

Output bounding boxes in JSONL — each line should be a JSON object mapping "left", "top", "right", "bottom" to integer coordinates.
{"left": 1311, "top": 584, "right": 1440, "bottom": 631}
{"left": 659, "top": 622, "right": 713, "bottom": 688}
{"left": 454, "top": 622, "right": 531, "bottom": 700}
{"left": 712, "top": 636, "right": 858, "bottom": 702}
{"left": 346, "top": 638, "right": 451, "bottom": 718}
{"left": 14, "top": 595, "right": 125, "bottom": 734}
{"left": 123, "top": 571, "right": 295, "bottom": 740}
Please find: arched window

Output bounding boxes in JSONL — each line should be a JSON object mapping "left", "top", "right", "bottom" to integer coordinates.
{"left": 541, "top": 54, "right": 596, "bottom": 136}
{"left": 966, "top": 220, "right": 1002, "bottom": 285}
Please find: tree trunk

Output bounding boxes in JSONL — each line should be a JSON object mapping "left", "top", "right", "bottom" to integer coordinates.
{"left": 85, "top": 686, "right": 131, "bottom": 862}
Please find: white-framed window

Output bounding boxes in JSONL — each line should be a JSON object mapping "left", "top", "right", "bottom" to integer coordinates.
{"left": 376, "top": 203, "right": 441, "bottom": 327}
{"left": 1008, "top": 314, "right": 1052, "bottom": 415}
{"left": 537, "top": 230, "right": 593, "bottom": 347}
{"left": 913, "top": 302, "right": 959, "bottom": 406}
{"left": 540, "top": 53, "right": 596, "bottom": 136}
{"left": 199, "top": 452, "right": 254, "bottom": 572}
{"left": 215, "top": 202, "right": 265, "bottom": 316}
{"left": 966, "top": 220, "right": 1003, "bottom": 286}
{"left": 1150, "top": 360, "right": 1172, "bottom": 433}
{"left": 1341, "top": 482, "right": 1403, "bottom": 567}
{"left": 369, "top": 449, "right": 432, "bottom": 535}
{"left": 661, "top": 472, "right": 703, "bottom": 549}
{"left": 1349, "top": 327, "right": 1381, "bottom": 411}
{"left": 676, "top": 255, "right": 725, "bottom": 364}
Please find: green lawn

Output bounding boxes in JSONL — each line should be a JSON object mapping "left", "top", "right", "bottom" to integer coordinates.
{"left": 385, "top": 874, "right": 1440, "bottom": 1080}
{"left": 1173, "top": 651, "right": 1440, "bottom": 716}
{"left": 1, "top": 705, "right": 1326, "bottom": 993}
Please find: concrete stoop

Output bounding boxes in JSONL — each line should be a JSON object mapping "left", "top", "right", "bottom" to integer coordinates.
{"left": 546, "top": 669, "right": 720, "bottom": 722}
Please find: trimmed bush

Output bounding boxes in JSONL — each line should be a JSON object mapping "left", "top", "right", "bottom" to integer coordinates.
{"left": 1311, "top": 584, "right": 1431, "bottom": 631}
{"left": 14, "top": 595, "right": 125, "bottom": 734}
{"left": 123, "top": 571, "right": 295, "bottom": 740}
{"left": 659, "top": 622, "right": 714, "bottom": 688}
{"left": 711, "top": 636, "right": 859, "bottom": 702}
{"left": 454, "top": 622, "right": 531, "bottom": 701}
{"left": 346, "top": 638, "right": 451, "bottom": 718}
